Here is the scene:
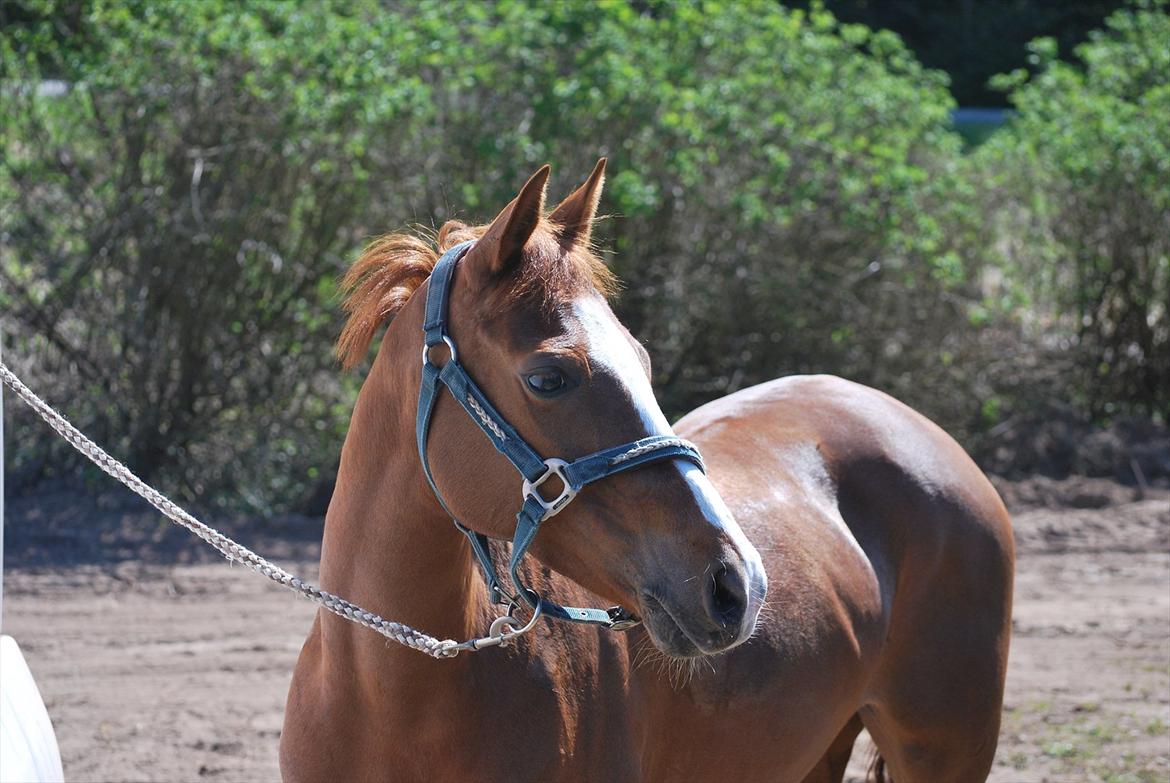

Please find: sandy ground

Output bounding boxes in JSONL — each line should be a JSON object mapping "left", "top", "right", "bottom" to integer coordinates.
{"left": 2, "top": 478, "right": 1168, "bottom": 782}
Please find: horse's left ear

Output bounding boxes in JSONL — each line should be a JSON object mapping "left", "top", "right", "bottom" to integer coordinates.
{"left": 549, "top": 157, "right": 606, "bottom": 250}
{"left": 473, "top": 165, "right": 551, "bottom": 277}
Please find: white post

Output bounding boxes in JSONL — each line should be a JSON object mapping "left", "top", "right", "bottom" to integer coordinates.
{"left": 0, "top": 337, "right": 65, "bottom": 783}
{"left": 1, "top": 336, "right": 5, "bottom": 631}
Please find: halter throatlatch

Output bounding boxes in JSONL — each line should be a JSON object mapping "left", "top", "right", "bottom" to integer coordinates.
{"left": 416, "top": 241, "right": 706, "bottom": 635}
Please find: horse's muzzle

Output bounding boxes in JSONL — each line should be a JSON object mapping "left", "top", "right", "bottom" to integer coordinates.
{"left": 639, "top": 553, "right": 766, "bottom": 658}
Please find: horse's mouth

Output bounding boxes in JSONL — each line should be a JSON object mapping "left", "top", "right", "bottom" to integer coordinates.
{"left": 638, "top": 591, "right": 705, "bottom": 658}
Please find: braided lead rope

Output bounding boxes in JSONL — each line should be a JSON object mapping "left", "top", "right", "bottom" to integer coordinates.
{"left": 0, "top": 361, "right": 462, "bottom": 659}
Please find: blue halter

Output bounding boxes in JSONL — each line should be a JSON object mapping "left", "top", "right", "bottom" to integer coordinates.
{"left": 416, "top": 241, "right": 706, "bottom": 631}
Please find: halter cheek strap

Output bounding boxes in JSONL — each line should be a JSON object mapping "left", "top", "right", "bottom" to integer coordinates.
{"left": 416, "top": 241, "right": 706, "bottom": 631}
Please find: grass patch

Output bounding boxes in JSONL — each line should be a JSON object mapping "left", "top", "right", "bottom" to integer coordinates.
{"left": 1044, "top": 740, "right": 1078, "bottom": 759}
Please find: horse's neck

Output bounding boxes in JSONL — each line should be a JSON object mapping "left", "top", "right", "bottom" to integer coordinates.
{"left": 316, "top": 338, "right": 487, "bottom": 681}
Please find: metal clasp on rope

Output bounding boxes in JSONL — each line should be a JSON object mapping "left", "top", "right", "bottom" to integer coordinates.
{"left": 443, "top": 600, "right": 544, "bottom": 654}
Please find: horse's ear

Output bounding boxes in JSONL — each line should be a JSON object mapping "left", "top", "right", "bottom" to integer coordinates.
{"left": 472, "top": 165, "right": 550, "bottom": 277}
{"left": 549, "top": 157, "right": 606, "bottom": 250}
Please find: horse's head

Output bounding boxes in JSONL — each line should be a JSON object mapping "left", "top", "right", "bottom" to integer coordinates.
{"left": 343, "top": 162, "right": 765, "bottom": 657}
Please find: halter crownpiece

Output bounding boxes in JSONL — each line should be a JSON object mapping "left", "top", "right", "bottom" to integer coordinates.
{"left": 416, "top": 240, "right": 706, "bottom": 636}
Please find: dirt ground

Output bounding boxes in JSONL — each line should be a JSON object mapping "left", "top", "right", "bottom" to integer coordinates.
{"left": 2, "top": 477, "right": 1168, "bottom": 782}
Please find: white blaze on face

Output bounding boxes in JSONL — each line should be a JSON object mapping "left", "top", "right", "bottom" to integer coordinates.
{"left": 571, "top": 295, "right": 768, "bottom": 645}
{"left": 676, "top": 461, "right": 768, "bottom": 641}
{"left": 570, "top": 295, "right": 672, "bottom": 435}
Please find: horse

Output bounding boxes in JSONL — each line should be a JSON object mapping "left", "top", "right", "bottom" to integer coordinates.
{"left": 280, "top": 160, "right": 1014, "bottom": 782}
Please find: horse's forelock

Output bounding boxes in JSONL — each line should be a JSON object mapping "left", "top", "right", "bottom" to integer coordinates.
{"left": 487, "top": 220, "right": 618, "bottom": 316}
{"left": 336, "top": 218, "right": 615, "bottom": 370}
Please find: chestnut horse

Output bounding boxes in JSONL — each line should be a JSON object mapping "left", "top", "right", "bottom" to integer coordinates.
{"left": 281, "top": 161, "right": 1013, "bottom": 782}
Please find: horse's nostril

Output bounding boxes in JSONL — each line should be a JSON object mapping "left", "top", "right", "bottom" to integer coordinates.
{"left": 707, "top": 564, "right": 747, "bottom": 632}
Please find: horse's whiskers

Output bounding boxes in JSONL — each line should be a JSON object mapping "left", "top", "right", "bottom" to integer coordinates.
{"left": 631, "top": 636, "right": 662, "bottom": 674}
{"left": 630, "top": 635, "right": 713, "bottom": 690}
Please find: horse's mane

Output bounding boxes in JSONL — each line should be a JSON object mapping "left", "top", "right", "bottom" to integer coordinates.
{"left": 336, "top": 218, "right": 616, "bottom": 370}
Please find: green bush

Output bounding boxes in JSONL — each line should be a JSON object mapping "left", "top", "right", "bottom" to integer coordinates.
{"left": 3, "top": 0, "right": 988, "bottom": 509}
{"left": 5, "top": 0, "right": 1162, "bottom": 510}
{"left": 389, "top": 1, "right": 982, "bottom": 424}
{"left": 1, "top": 1, "right": 405, "bottom": 507}
{"left": 975, "top": 1, "right": 1170, "bottom": 421}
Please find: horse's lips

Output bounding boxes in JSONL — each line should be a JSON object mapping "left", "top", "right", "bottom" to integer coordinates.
{"left": 639, "top": 591, "right": 706, "bottom": 658}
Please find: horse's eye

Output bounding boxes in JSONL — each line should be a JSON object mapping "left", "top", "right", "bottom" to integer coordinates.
{"left": 525, "top": 369, "right": 567, "bottom": 396}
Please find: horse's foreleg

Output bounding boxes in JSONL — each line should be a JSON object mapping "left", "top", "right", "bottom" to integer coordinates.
{"left": 798, "top": 713, "right": 864, "bottom": 783}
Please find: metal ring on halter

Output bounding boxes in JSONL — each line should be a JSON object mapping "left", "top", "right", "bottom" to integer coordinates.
{"left": 422, "top": 334, "right": 458, "bottom": 367}
{"left": 522, "top": 458, "right": 577, "bottom": 519}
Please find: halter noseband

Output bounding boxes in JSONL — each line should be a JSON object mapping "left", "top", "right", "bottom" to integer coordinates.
{"left": 416, "top": 240, "right": 706, "bottom": 637}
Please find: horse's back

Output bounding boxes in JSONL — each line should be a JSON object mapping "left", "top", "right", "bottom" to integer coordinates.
{"left": 677, "top": 374, "right": 1013, "bottom": 588}
{"left": 673, "top": 374, "right": 1014, "bottom": 782}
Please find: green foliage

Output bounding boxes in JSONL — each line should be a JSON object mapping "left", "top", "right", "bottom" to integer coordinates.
{"left": 977, "top": 0, "right": 1170, "bottom": 419}
{"left": 390, "top": 0, "right": 975, "bottom": 421}
{"left": 2, "top": 0, "right": 1164, "bottom": 510}
{"left": 1, "top": 0, "right": 400, "bottom": 508}
{"left": 598, "top": 2, "right": 973, "bottom": 422}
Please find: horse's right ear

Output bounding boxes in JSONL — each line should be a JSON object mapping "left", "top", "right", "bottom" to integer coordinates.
{"left": 549, "top": 157, "right": 605, "bottom": 250}
{"left": 469, "top": 165, "right": 550, "bottom": 278}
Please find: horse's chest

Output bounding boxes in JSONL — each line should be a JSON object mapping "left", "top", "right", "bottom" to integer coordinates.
{"left": 384, "top": 656, "right": 636, "bottom": 781}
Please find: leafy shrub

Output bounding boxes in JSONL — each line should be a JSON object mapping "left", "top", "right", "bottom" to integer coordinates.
{"left": 6, "top": 0, "right": 1161, "bottom": 511}
{"left": 2, "top": 0, "right": 989, "bottom": 510}
{"left": 1, "top": 1, "right": 407, "bottom": 506}
{"left": 391, "top": 1, "right": 983, "bottom": 424}
{"left": 975, "top": 1, "right": 1170, "bottom": 421}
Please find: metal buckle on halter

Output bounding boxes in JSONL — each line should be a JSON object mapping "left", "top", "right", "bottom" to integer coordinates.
{"left": 605, "top": 605, "right": 641, "bottom": 631}
{"left": 522, "top": 458, "right": 577, "bottom": 519}
{"left": 422, "top": 334, "right": 458, "bottom": 367}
